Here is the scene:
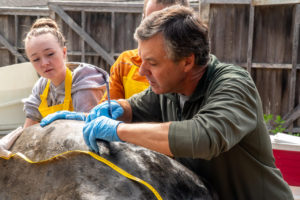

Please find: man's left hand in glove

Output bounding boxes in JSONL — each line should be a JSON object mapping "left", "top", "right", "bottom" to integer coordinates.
{"left": 83, "top": 116, "right": 123, "bottom": 153}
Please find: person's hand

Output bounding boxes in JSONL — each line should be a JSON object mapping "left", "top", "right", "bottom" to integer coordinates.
{"left": 40, "top": 111, "right": 86, "bottom": 127}
{"left": 0, "top": 127, "right": 23, "bottom": 158}
{"left": 86, "top": 100, "right": 124, "bottom": 123}
{"left": 83, "top": 116, "right": 123, "bottom": 153}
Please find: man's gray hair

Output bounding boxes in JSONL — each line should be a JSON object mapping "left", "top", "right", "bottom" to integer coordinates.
{"left": 135, "top": 5, "right": 210, "bottom": 66}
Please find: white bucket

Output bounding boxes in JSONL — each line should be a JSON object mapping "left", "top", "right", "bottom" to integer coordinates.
{"left": 0, "top": 62, "right": 39, "bottom": 134}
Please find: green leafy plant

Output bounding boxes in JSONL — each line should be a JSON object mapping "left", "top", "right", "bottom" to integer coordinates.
{"left": 293, "top": 133, "right": 300, "bottom": 136}
{"left": 264, "top": 114, "right": 300, "bottom": 137}
{"left": 264, "top": 114, "right": 286, "bottom": 134}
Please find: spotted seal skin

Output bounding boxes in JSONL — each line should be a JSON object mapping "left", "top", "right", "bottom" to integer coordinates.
{"left": 0, "top": 120, "right": 215, "bottom": 200}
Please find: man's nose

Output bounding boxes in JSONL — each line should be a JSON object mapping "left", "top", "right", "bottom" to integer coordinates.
{"left": 139, "top": 62, "right": 149, "bottom": 76}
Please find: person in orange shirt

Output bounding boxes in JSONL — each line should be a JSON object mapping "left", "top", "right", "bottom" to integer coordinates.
{"left": 101, "top": 49, "right": 148, "bottom": 100}
{"left": 100, "top": 0, "right": 190, "bottom": 102}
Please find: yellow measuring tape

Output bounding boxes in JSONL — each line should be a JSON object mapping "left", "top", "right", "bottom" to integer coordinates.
{"left": 1, "top": 150, "right": 163, "bottom": 200}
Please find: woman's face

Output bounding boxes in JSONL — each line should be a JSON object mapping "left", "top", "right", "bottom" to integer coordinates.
{"left": 26, "top": 33, "right": 67, "bottom": 86}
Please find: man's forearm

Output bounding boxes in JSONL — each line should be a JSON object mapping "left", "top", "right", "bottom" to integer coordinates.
{"left": 117, "top": 122, "right": 173, "bottom": 156}
{"left": 117, "top": 99, "right": 132, "bottom": 123}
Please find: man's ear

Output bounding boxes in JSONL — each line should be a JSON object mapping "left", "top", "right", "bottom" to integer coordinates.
{"left": 183, "top": 54, "right": 195, "bottom": 73}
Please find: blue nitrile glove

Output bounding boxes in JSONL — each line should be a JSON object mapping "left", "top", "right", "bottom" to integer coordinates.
{"left": 83, "top": 116, "right": 123, "bottom": 153}
{"left": 40, "top": 111, "right": 86, "bottom": 127}
{"left": 85, "top": 100, "right": 124, "bottom": 123}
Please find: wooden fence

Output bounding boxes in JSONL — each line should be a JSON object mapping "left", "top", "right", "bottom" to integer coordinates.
{"left": 0, "top": 1, "right": 145, "bottom": 72}
{"left": 0, "top": 0, "right": 299, "bottom": 132}
{"left": 200, "top": 0, "right": 300, "bottom": 133}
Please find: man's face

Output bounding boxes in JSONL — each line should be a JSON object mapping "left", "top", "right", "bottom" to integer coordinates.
{"left": 138, "top": 33, "right": 188, "bottom": 94}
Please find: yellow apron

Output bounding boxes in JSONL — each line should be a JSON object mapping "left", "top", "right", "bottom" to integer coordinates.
{"left": 123, "top": 65, "right": 149, "bottom": 99}
{"left": 38, "top": 67, "right": 74, "bottom": 118}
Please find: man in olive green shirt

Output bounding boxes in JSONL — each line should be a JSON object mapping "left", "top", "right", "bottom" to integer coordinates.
{"left": 82, "top": 5, "right": 293, "bottom": 199}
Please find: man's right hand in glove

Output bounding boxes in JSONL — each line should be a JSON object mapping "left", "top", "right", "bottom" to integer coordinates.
{"left": 85, "top": 100, "right": 124, "bottom": 123}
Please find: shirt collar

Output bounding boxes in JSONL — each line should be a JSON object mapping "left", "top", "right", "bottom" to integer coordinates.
{"left": 164, "top": 54, "right": 219, "bottom": 102}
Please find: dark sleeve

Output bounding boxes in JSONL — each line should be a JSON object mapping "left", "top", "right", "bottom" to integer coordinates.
{"left": 127, "top": 88, "right": 162, "bottom": 122}
{"left": 169, "top": 70, "right": 260, "bottom": 160}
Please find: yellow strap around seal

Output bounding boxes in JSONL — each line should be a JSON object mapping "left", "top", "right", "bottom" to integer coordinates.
{"left": 1, "top": 150, "right": 162, "bottom": 200}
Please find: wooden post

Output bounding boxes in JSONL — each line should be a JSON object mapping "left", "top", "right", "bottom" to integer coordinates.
{"left": 111, "top": 11, "right": 115, "bottom": 58}
{"left": 287, "top": 4, "right": 300, "bottom": 131}
{"left": 81, "top": 10, "right": 85, "bottom": 63}
{"left": 0, "top": 32, "right": 26, "bottom": 63}
{"left": 199, "top": 0, "right": 210, "bottom": 25}
{"left": 14, "top": 15, "right": 19, "bottom": 64}
{"left": 247, "top": 5, "right": 255, "bottom": 74}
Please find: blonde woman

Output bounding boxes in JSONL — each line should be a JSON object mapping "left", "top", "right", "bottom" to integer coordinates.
{"left": 0, "top": 18, "right": 108, "bottom": 157}
{"left": 23, "top": 18, "right": 108, "bottom": 127}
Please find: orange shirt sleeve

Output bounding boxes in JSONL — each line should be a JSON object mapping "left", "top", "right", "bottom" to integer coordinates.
{"left": 99, "top": 50, "right": 135, "bottom": 103}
